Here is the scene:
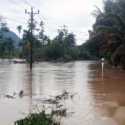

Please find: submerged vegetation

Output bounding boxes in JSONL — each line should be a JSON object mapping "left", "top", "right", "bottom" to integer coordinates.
{"left": 15, "top": 111, "right": 57, "bottom": 125}
{"left": 15, "top": 91, "right": 74, "bottom": 125}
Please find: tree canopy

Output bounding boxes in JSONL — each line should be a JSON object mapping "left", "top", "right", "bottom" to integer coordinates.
{"left": 84, "top": 0, "right": 125, "bottom": 68}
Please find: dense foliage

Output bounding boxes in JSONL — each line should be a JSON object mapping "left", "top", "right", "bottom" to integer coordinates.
{"left": 0, "top": 17, "right": 20, "bottom": 58}
{"left": 85, "top": 0, "right": 125, "bottom": 68}
{"left": 0, "top": 11, "right": 99, "bottom": 61}
{"left": 20, "top": 25, "right": 82, "bottom": 62}
{"left": 15, "top": 111, "right": 55, "bottom": 125}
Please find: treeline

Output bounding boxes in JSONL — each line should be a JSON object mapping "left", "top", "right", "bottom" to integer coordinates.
{"left": 85, "top": 0, "right": 125, "bottom": 68}
{"left": 19, "top": 17, "right": 96, "bottom": 61}
{"left": 21, "top": 26, "right": 81, "bottom": 61}
{"left": 0, "top": 15, "right": 96, "bottom": 61}
{"left": 20, "top": 21, "right": 94, "bottom": 61}
{"left": 0, "top": 19, "right": 19, "bottom": 58}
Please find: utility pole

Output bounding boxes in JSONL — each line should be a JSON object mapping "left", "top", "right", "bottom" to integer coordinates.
{"left": 25, "top": 7, "right": 39, "bottom": 69}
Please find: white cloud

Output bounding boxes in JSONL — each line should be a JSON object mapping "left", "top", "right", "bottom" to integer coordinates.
{"left": 0, "top": 0, "right": 103, "bottom": 45}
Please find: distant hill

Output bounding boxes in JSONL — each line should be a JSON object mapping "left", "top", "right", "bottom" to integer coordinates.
{"left": 0, "top": 29, "right": 20, "bottom": 47}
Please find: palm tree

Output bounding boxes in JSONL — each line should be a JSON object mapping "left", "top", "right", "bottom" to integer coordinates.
{"left": 17, "top": 25, "right": 22, "bottom": 38}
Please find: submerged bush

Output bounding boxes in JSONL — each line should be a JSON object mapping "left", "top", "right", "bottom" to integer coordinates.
{"left": 15, "top": 91, "right": 75, "bottom": 125}
{"left": 15, "top": 111, "right": 57, "bottom": 125}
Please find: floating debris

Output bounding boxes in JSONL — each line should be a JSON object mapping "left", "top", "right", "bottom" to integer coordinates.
{"left": 19, "top": 90, "right": 24, "bottom": 97}
{"left": 5, "top": 94, "right": 15, "bottom": 99}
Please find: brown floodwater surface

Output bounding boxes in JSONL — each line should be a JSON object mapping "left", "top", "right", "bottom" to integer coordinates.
{"left": 0, "top": 60, "right": 125, "bottom": 125}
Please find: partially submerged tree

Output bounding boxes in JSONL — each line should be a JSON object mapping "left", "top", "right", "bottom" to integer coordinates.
{"left": 86, "top": 0, "right": 125, "bottom": 67}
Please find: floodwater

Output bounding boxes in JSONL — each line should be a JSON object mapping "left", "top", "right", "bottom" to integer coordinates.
{"left": 0, "top": 60, "right": 125, "bottom": 125}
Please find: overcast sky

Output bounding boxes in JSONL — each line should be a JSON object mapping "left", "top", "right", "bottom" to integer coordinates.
{"left": 0, "top": 0, "right": 103, "bottom": 45}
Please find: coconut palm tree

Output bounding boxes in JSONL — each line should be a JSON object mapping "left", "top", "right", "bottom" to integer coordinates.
{"left": 17, "top": 25, "right": 22, "bottom": 38}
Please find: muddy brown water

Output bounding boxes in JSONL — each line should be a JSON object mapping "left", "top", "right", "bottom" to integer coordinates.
{"left": 0, "top": 60, "right": 125, "bottom": 125}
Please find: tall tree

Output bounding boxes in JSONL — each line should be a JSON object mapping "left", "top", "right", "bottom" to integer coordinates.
{"left": 64, "top": 33, "right": 76, "bottom": 47}
{"left": 17, "top": 25, "right": 22, "bottom": 38}
{"left": 88, "top": 0, "right": 125, "bottom": 67}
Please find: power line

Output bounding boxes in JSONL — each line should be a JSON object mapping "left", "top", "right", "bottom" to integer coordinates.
{"left": 7, "top": 0, "right": 31, "bottom": 6}
{"left": 4, "top": 0, "right": 43, "bottom": 23}
{"left": 6, "top": 0, "right": 26, "bottom": 8}
{"left": 5, "top": 17, "right": 25, "bottom": 24}
{"left": 6, "top": 0, "right": 33, "bottom": 12}
{"left": 22, "top": 0, "right": 33, "bottom": 7}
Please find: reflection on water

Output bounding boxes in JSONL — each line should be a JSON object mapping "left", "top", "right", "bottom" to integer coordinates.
{"left": 0, "top": 61, "right": 125, "bottom": 125}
